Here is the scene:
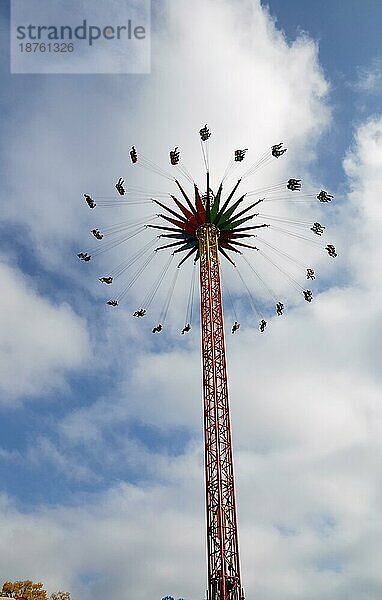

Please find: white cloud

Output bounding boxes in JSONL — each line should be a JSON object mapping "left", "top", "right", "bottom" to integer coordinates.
{"left": 27, "top": 437, "right": 97, "bottom": 483}
{"left": 354, "top": 60, "right": 382, "bottom": 95}
{"left": 343, "top": 117, "right": 382, "bottom": 291}
{"left": 3, "top": 1, "right": 382, "bottom": 600}
{"left": 0, "top": 260, "right": 91, "bottom": 402}
{"left": 0, "top": 456, "right": 206, "bottom": 600}
{"left": 2, "top": 0, "right": 330, "bottom": 273}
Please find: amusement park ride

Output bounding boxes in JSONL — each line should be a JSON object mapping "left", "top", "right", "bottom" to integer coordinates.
{"left": 78, "top": 125, "right": 337, "bottom": 600}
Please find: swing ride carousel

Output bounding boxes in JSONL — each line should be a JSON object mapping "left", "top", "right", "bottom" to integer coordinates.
{"left": 77, "top": 124, "right": 338, "bottom": 600}
{"left": 78, "top": 125, "right": 337, "bottom": 337}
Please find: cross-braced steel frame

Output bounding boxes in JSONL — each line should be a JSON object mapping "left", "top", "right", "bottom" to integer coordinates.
{"left": 198, "top": 224, "right": 244, "bottom": 600}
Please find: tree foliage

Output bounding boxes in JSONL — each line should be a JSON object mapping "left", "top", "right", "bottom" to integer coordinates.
{"left": 50, "top": 593, "right": 70, "bottom": 600}
{"left": 1, "top": 581, "right": 47, "bottom": 600}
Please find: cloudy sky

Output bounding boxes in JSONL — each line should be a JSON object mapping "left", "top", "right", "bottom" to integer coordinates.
{"left": 1, "top": 0, "right": 382, "bottom": 598}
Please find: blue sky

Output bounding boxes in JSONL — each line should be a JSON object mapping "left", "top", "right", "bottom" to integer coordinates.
{"left": 1, "top": 1, "right": 382, "bottom": 599}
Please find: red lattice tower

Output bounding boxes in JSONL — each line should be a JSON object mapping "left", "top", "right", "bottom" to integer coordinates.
{"left": 198, "top": 223, "right": 244, "bottom": 600}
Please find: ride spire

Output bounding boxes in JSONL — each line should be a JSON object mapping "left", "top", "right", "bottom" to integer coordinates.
{"left": 78, "top": 125, "right": 338, "bottom": 599}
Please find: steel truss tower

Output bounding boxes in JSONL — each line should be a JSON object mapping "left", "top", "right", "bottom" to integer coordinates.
{"left": 198, "top": 224, "right": 244, "bottom": 600}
